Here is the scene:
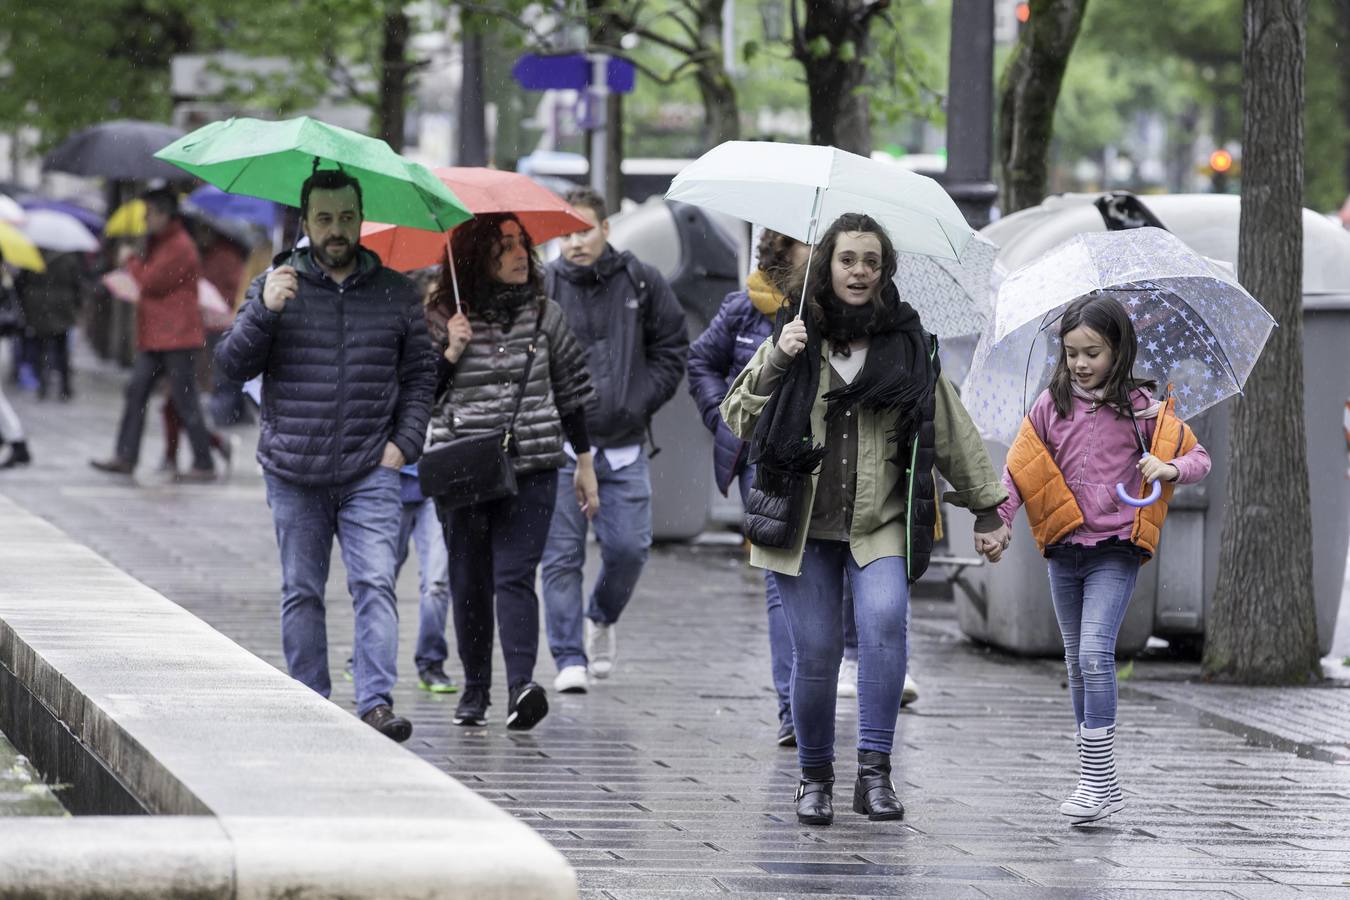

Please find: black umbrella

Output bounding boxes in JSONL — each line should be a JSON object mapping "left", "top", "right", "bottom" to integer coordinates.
{"left": 43, "top": 119, "right": 187, "bottom": 181}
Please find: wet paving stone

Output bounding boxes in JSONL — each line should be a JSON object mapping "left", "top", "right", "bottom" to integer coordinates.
{"left": 4, "top": 357, "right": 1350, "bottom": 893}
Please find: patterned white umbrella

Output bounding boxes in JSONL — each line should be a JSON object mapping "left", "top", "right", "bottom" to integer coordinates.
{"left": 962, "top": 227, "right": 1276, "bottom": 445}
{"left": 893, "top": 232, "right": 997, "bottom": 339}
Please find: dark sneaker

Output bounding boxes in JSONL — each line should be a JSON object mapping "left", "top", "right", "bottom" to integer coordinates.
{"left": 453, "top": 686, "right": 491, "bottom": 726}
{"left": 418, "top": 664, "right": 458, "bottom": 694}
{"left": 777, "top": 717, "right": 797, "bottom": 748}
{"left": 360, "top": 704, "right": 412, "bottom": 743}
{"left": 506, "top": 681, "right": 549, "bottom": 731}
{"left": 90, "top": 457, "right": 134, "bottom": 475}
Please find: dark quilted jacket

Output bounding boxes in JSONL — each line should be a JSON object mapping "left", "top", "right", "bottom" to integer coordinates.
{"left": 686, "top": 289, "right": 774, "bottom": 495}
{"left": 215, "top": 247, "right": 436, "bottom": 487}
{"left": 428, "top": 295, "right": 592, "bottom": 475}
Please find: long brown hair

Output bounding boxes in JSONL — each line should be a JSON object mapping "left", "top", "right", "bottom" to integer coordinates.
{"left": 1048, "top": 293, "right": 1156, "bottom": 418}
{"left": 428, "top": 212, "right": 543, "bottom": 316}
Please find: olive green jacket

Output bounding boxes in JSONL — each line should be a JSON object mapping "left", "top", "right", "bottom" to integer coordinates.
{"left": 720, "top": 338, "right": 1007, "bottom": 577}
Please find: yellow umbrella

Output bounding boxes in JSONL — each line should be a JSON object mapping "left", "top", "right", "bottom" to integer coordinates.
{"left": 105, "top": 199, "right": 146, "bottom": 237}
{"left": 0, "top": 221, "right": 45, "bottom": 272}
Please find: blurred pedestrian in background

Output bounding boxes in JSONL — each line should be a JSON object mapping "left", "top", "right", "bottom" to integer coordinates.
{"left": 90, "top": 188, "right": 216, "bottom": 481}
{"left": 15, "top": 249, "right": 83, "bottom": 401}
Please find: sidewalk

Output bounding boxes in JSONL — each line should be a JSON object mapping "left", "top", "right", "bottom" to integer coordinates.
{"left": 3, "top": 357, "right": 1350, "bottom": 897}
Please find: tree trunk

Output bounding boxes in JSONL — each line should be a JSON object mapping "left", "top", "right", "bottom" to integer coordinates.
{"left": 377, "top": 8, "right": 411, "bottom": 152}
{"left": 696, "top": 0, "right": 741, "bottom": 146}
{"left": 456, "top": 27, "right": 489, "bottom": 167}
{"left": 1336, "top": 0, "right": 1350, "bottom": 197}
{"left": 1203, "top": 0, "right": 1320, "bottom": 685}
{"left": 995, "top": 0, "right": 1089, "bottom": 213}
{"left": 695, "top": 66, "right": 741, "bottom": 146}
{"left": 794, "top": 0, "right": 883, "bottom": 155}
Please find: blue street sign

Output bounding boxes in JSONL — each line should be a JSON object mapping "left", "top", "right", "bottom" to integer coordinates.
{"left": 511, "top": 54, "right": 636, "bottom": 94}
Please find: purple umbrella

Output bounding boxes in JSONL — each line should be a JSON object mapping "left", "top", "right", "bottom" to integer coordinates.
{"left": 19, "top": 199, "right": 105, "bottom": 233}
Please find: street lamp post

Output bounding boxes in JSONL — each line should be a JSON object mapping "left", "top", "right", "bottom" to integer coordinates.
{"left": 944, "top": 0, "right": 998, "bottom": 228}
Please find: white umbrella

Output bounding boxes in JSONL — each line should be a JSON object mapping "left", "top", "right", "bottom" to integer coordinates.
{"left": 667, "top": 141, "right": 974, "bottom": 260}
{"left": 0, "top": 194, "right": 26, "bottom": 225}
{"left": 21, "top": 208, "right": 99, "bottom": 253}
{"left": 892, "top": 231, "right": 999, "bottom": 339}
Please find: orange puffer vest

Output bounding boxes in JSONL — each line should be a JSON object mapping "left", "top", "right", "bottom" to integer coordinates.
{"left": 1005, "top": 394, "right": 1197, "bottom": 561}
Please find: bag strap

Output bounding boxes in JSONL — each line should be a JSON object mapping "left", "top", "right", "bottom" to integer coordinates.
{"left": 503, "top": 307, "right": 546, "bottom": 451}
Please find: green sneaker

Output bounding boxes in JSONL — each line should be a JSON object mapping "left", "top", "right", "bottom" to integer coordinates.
{"left": 343, "top": 657, "right": 353, "bottom": 682}
{"left": 418, "top": 664, "right": 458, "bottom": 694}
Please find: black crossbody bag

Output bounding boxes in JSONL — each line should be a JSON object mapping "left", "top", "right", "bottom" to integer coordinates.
{"left": 418, "top": 323, "right": 541, "bottom": 509}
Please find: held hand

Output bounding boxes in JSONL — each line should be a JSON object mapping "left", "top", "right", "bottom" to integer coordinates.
{"left": 443, "top": 313, "right": 473, "bottom": 363}
{"left": 380, "top": 442, "right": 405, "bottom": 470}
{"left": 263, "top": 265, "right": 298, "bottom": 312}
{"left": 574, "top": 454, "right": 600, "bottom": 521}
{"left": 776, "top": 316, "right": 808, "bottom": 358}
{"left": 115, "top": 243, "right": 136, "bottom": 267}
{"left": 1138, "top": 455, "right": 1180, "bottom": 484}
{"left": 974, "top": 524, "right": 1011, "bottom": 563}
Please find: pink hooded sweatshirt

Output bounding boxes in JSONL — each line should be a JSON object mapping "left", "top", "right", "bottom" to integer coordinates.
{"left": 998, "top": 388, "right": 1211, "bottom": 548}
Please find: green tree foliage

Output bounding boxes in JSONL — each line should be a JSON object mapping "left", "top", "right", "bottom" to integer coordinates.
{"left": 0, "top": 0, "right": 220, "bottom": 144}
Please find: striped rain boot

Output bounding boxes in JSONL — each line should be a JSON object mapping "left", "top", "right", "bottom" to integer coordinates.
{"left": 1060, "top": 724, "right": 1124, "bottom": 824}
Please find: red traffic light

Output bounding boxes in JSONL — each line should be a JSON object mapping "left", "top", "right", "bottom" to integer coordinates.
{"left": 1015, "top": 2, "right": 1031, "bottom": 23}
{"left": 1210, "top": 149, "right": 1233, "bottom": 173}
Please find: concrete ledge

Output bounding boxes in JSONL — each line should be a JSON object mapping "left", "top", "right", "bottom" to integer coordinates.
{"left": 0, "top": 495, "right": 576, "bottom": 899}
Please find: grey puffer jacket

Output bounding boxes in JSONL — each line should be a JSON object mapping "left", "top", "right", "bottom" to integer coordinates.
{"left": 428, "top": 295, "right": 592, "bottom": 474}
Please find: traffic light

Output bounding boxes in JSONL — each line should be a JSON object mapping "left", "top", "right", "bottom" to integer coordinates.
{"left": 1015, "top": 2, "right": 1031, "bottom": 24}
{"left": 1208, "top": 149, "right": 1235, "bottom": 193}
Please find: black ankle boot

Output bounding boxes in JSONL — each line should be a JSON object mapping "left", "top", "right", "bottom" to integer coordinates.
{"left": 0, "top": 441, "right": 30, "bottom": 469}
{"left": 853, "top": 750, "right": 905, "bottom": 821}
{"left": 796, "top": 764, "right": 834, "bottom": 826}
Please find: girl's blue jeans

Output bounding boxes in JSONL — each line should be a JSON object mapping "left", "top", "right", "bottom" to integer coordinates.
{"left": 1046, "top": 544, "right": 1140, "bottom": 729}
{"left": 774, "top": 539, "right": 909, "bottom": 769}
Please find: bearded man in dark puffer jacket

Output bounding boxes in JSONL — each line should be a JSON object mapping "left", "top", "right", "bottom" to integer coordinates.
{"left": 216, "top": 169, "right": 436, "bottom": 743}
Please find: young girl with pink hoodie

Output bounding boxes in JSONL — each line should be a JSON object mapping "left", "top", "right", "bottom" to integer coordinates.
{"left": 999, "top": 294, "right": 1211, "bottom": 825}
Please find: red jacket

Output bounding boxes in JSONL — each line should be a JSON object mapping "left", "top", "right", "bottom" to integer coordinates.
{"left": 126, "top": 219, "right": 205, "bottom": 352}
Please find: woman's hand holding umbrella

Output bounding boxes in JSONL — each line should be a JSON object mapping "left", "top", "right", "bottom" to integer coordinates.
{"left": 777, "top": 317, "right": 808, "bottom": 358}
{"left": 441, "top": 313, "right": 472, "bottom": 364}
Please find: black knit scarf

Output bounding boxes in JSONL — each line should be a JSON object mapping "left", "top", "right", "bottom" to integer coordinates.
{"left": 743, "top": 283, "right": 933, "bottom": 547}
{"left": 478, "top": 282, "right": 539, "bottom": 329}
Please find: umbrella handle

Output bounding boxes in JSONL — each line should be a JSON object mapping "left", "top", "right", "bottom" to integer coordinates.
{"left": 1116, "top": 453, "right": 1163, "bottom": 508}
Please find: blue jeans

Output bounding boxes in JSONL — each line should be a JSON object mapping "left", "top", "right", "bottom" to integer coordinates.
{"left": 774, "top": 540, "right": 910, "bottom": 769}
{"left": 738, "top": 466, "right": 790, "bottom": 720}
{"left": 396, "top": 498, "right": 451, "bottom": 671}
{"left": 264, "top": 465, "right": 404, "bottom": 717}
{"left": 540, "top": 453, "right": 653, "bottom": 670}
{"left": 1046, "top": 545, "right": 1141, "bottom": 729}
{"left": 442, "top": 468, "right": 559, "bottom": 689}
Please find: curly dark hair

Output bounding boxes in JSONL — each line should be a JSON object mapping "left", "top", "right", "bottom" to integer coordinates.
{"left": 786, "top": 212, "right": 903, "bottom": 333}
{"left": 429, "top": 213, "right": 543, "bottom": 315}
{"left": 755, "top": 228, "right": 802, "bottom": 295}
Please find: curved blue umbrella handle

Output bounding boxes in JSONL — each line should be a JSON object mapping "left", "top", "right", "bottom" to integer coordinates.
{"left": 1116, "top": 452, "right": 1163, "bottom": 508}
